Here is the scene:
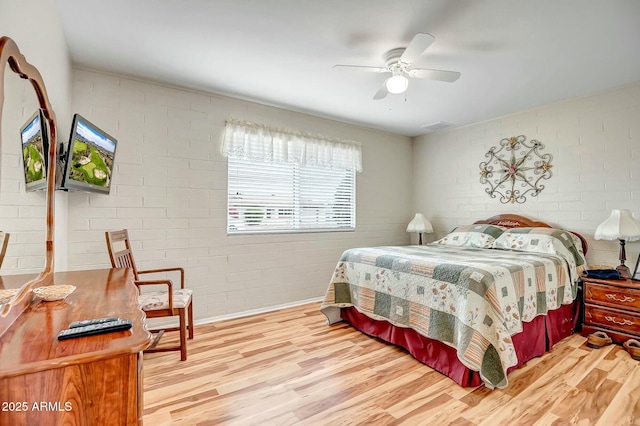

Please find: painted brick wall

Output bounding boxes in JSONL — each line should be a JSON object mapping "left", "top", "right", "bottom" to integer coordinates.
{"left": 413, "top": 82, "right": 640, "bottom": 269}
{"left": 69, "top": 69, "right": 413, "bottom": 321}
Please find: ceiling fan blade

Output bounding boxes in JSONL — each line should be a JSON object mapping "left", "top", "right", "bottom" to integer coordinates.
{"left": 400, "top": 33, "right": 435, "bottom": 64}
{"left": 373, "top": 81, "right": 388, "bottom": 100}
{"left": 407, "top": 68, "right": 461, "bottom": 82}
{"left": 333, "top": 64, "right": 388, "bottom": 73}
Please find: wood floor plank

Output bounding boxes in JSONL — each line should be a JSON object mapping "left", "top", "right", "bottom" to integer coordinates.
{"left": 595, "top": 367, "right": 640, "bottom": 426}
{"left": 391, "top": 394, "right": 456, "bottom": 425}
{"left": 607, "top": 347, "right": 639, "bottom": 383}
{"left": 456, "top": 390, "right": 513, "bottom": 423}
{"left": 143, "top": 302, "right": 640, "bottom": 425}
{"left": 385, "top": 375, "right": 461, "bottom": 419}
{"left": 413, "top": 400, "right": 476, "bottom": 426}
{"left": 563, "top": 344, "right": 614, "bottom": 387}
{"left": 499, "top": 339, "right": 577, "bottom": 397}
{"left": 295, "top": 369, "right": 427, "bottom": 422}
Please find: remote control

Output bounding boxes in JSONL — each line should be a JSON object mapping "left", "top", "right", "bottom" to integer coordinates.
{"left": 69, "top": 317, "right": 120, "bottom": 328}
{"left": 57, "top": 319, "right": 133, "bottom": 340}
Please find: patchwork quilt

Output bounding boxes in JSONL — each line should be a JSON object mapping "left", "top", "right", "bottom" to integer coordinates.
{"left": 320, "top": 244, "right": 582, "bottom": 389}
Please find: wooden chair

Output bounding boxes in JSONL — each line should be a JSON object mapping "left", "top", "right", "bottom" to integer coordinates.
{"left": 105, "top": 229, "right": 193, "bottom": 360}
{"left": 0, "top": 232, "right": 9, "bottom": 269}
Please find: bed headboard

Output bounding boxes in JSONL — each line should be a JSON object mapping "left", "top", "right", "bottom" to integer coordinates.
{"left": 474, "top": 214, "right": 589, "bottom": 254}
{"left": 474, "top": 214, "right": 554, "bottom": 229}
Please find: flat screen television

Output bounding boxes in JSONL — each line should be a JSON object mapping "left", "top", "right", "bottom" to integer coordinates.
{"left": 20, "top": 109, "right": 49, "bottom": 192}
{"left": 61, "top": 114, "right": 117, "bottom": 194}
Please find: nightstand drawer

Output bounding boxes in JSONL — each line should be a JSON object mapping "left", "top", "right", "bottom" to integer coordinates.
{"left": 584, "top": 282, "right": 640, "bottom": 312}
{"left": 584, "top": 304, "right": 640, "bottom": 335}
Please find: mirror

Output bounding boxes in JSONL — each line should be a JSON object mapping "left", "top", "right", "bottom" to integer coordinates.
{"left": 1, "top": 62, "right": 47, "bottom": 273}
{"left": 0, "top": 37, "right": 57, "bottom": 331}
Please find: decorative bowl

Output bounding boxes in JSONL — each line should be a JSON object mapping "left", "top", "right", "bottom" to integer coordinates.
{"left": 33, "top": 285, "right": 76, "bottom": 302}
{"left": 0, "top": 288, "right": 19, "bottom": 304}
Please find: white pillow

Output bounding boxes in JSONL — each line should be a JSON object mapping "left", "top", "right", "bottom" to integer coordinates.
{"left": 432, "top": 224, "right": 507, "bottom": 248}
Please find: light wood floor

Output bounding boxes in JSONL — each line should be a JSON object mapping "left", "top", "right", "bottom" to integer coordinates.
{"left": 143, "top": 302, "right": 640, "bottom": 425}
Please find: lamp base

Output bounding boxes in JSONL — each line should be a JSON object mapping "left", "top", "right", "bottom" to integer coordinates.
{"left": 617, "top": 264, "right": 631, "bottom": 279}
{"left": 617, "top": 239, "right": 630, "bottom": 279}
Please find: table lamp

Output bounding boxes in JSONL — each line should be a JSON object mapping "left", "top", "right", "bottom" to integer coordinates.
{"left": 594, "top": 209, "right": 640, "bottom": 278}
{"left": 407, "top": 213, "right": 433, "bottom": 245}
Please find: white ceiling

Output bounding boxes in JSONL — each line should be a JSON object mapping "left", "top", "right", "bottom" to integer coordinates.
{"left": 54, "top": 0, "right": 640, "bottom": 137}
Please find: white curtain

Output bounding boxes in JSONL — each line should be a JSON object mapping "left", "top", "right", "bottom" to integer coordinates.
{"left": 221, "top": 119, "right": 363, "bottom": 172}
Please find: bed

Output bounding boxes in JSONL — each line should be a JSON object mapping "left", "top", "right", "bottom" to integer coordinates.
{"left": 321, "top": 214, "right": 588, "bottom": 389}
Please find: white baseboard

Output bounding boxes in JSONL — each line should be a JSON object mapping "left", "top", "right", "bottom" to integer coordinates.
{"left": 195, "top": 297, "right": 323, "bottom": 326}
{"left": 145, "top": 297, "right": 323, "bottom": 329}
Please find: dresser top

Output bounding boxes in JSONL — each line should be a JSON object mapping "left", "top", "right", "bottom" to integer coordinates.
{"left": 0, "top": 268, "right": 152, "bottom": 378}
{"left": 582, "top": 275, "right": 640, "bottom": 288}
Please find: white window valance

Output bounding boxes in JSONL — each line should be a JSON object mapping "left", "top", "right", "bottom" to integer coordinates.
{"left": 221, "top": 119, "right": 363, "bottom": 172}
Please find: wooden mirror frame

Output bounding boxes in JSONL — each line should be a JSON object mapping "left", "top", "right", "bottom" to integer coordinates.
{"left": 0, "top": 37, "right": 57, "bottom": 330}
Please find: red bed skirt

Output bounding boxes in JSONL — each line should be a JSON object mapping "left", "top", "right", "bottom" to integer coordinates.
{"left": 341, "top": 299, "right": 580, "bottom": 387}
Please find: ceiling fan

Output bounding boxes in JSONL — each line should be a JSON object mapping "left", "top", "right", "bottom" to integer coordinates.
{"left": 334, "top": 33, "right": 461, "bottom": 100}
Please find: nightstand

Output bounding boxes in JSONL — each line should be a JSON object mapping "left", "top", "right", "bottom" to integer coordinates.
{"left": 582, "top": 275, "right": 640, "bottom": 343}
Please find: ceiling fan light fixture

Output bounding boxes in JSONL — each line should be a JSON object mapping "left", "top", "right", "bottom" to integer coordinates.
{"left": 386, "top": 74, "right": 409, "bottom": 94}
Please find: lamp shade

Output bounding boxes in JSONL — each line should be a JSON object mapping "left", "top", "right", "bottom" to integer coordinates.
{"left": 406, "top": 213, "right": 434, "bottom": 233}
{"left": 386, "top": 74, "right": 409, "bottom": 94}
{"left": 594, "top": 209, "right": 640, "bottom": 241}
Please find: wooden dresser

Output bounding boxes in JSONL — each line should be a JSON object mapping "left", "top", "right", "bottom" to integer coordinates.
{"left": 582, "top": 275, "right": 640, "bottom": 343}
{"left": 0, "top": 268, "right": 152, "bottom": 426}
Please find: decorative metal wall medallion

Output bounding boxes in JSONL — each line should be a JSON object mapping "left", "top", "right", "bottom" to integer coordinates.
{"left": 479, "top": 135, "right": 553, "bottom": 204}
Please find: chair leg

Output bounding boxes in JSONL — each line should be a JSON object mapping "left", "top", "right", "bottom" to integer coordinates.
{"left": 188, "top": 301, "right": 194, "bottom": 340}
{"left": 179, "top": 309, "right": 187, "bottom": 361}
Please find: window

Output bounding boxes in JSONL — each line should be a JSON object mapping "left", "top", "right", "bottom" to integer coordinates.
{"left": 222, "top": 120, "right": 361, "bottom": 234}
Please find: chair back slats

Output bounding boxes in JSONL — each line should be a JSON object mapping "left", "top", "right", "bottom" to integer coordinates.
{"left": 0, "top": 232, "right": 9, "bottom": 269}
{"left": 105, "top": 229, "right": 139, "bottom": 279}
{"left": 114, "top": 254, "right": 133, "bottom": 269}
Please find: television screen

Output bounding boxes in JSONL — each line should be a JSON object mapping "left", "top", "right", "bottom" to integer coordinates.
{"left": 62, "top": 114, "right": 117, "bottom": 194}
{"left": 20, "top": 109, "right": 49, "bottom": 192}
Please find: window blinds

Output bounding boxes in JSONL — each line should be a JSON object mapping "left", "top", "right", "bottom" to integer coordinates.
{"left": 222, "top": 120, "right": 360, "bottom": 234}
